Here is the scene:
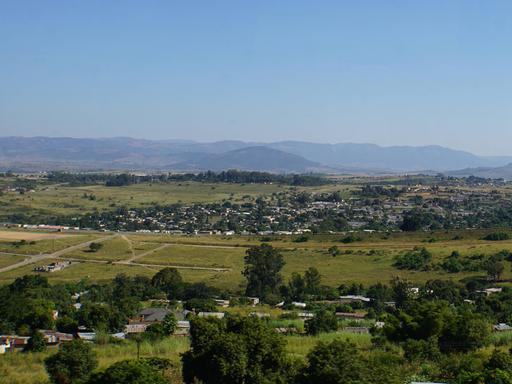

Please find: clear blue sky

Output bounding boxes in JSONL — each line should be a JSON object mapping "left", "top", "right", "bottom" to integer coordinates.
{"left": 1, "top": 1, "right": 511, "bottom": 155}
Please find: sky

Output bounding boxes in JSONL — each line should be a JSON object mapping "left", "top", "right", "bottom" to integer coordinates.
{"left": 1, "top": 1, "right": 512, "bottom": 155}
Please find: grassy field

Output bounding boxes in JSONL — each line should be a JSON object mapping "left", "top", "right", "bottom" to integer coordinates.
{"left": 0, "top": 232, "right": 100, "bottom": 255}
{"left": 0, "top": 254, "right": 27, "bottom": 269}
{"left": 1, "top": 229, "right": 511, "bottom": 290}
{"left": 0, "top": 181, "right": 292, "bottom": 218}
{"left": 63, "top": 237, "right": 161, "bottom": 262}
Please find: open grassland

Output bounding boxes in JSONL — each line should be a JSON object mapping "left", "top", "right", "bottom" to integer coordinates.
{"left": 0, "top": 330, "right": 373, "bottom": 384}
{"left": 0, "top": 232, "right": 101, "bottom": 255}
{"left": 0, "top": 259, "right": 157, "bottom": 284}
{"left": 137, "top": 244, "right": 246, "bottom": 269}
{"left": 0, "top": 254, "right": 26, "bottom": 269}
{"left": 1, "top": 229, "right": 512, "bottom": 290}
{"left": 0, "top": 181, "right": 292, "bottom": 218}
{"left": 0, "top": 230, "right": 75, "bottom": 241}
{"left": 63, "top": 236, "right": 161, "bottom": 262}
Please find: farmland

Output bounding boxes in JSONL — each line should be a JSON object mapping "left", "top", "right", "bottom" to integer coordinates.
{"left": 1, "top": 228, "right": 512, "bottom": 290}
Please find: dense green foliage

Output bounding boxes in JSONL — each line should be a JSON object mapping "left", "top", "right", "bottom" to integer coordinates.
{"left": 182, "top": 316, "right": 291, "bottom": 384}
{"left": 393, "top": 247, "right": 432, "bottom": 270}
{"left": 87, "top": 358, "right": 172, "bottom": 384}
{"left": 243, "top": 244, "right": 285, "bottom": 300}
{"left": 44, "top": 340, "right": 98, "bottom": 384}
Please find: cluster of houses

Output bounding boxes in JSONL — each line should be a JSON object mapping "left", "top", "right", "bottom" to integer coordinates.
{"left": 2, "top": 288, "right": 511, "bottom": 354}
{"left": 33, "top": 261, "right": 71, "bottom": 273}
{"left": 51, "top": 181, "right": 512, "bottom": 234}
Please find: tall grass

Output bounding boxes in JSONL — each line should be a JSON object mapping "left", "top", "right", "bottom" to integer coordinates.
{"left": 0, "top": 337, "right": 190, "bottom": 384}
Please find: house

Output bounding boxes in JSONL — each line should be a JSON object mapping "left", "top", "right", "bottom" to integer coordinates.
{"left": 125, "top": 308, "right": 172, "bottom": 334}
{"left": 0, "top": 336, "right": 29, "bottom": 352}
{"left": 175, "top": 321, "right": 191, "bottom": 336}
{"left": 336, "top": 312, "right": 366, "bottom": 320}
{"left": 411, "top": 382, "right": 446, "bottom": 384}
{"left": 34, "top": 261, "right": 71, "bottom": 273}
{"left": 77, "top": 332, "right": 96, "bottom": 342}
{"left": 137, "top": 308, "right": 171, "bottom": 322}
{"left": 40, "top": 330, "right": 74, "bottom": 345}
{"left": 291, "top": 302, "right": 307, "bottom": 308}
{"left": 494, "top": 323, "right": 512, "bottom": 332}
{"left": 480, "top": 287, "right": 503, "bottom": 296}
{"left": 250, "top": 312, "right": 270, "bottom": 318}
{"left": 197, "top": 312, "right": 225, "bottom": 319}
{"left": 247, "top": 297, "right": 260, "bottom": 306}
{"left": 297, "top": 312, "right": 314, "bottom": 319}
{"left": 214, "top": 299, "right": 230, "bottom": 308}
{"left": 339, "top": 295, "right": 371, "bottom": 304}
{"left": 344, "top": 327, "right": 370, "bottom": 334}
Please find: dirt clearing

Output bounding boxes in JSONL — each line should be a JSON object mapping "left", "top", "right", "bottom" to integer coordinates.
{"left": 0, "top": 230, "right": 74, "bottom": 241}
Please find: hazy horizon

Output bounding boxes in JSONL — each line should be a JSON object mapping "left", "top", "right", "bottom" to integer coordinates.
{"left": 2, "top": 1, "right": 512, "bottom": 156}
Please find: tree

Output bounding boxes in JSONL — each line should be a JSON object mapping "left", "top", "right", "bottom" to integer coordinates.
{"left": 151, "top": 268, "right": 184, "bottom": 299}
{"left": 393, "top": 247, "right": 432, "bottom": 270}
{"left": 400, "top": 210, "right": 425, "bottom": 232}
{"left": 24, "top": 330, "right": 47, "bottom": 353}
{"left": 486, "top": 258, "right": 505, "bottom": 281}
{"left": 144, "top": 323, "right": 167, "bottom": 341}
{"left": 182, "top": 316, "right": 290, "bottom": 384}
{"left": 162, "top": 313, "right": 177, "bottom": 335}
{"left": 390, "top": 277, "right": 413, "bottom": 310}
{"left": 302, "top": 339, "right": 366, "bottom": 384}
{"left": 304, "top": 267, "right": 322, "bottom": 295}
{"left": 44, "top": 340, "right": 98, "bottom": 384}
{"left": 327, "top": 246, "right": 340, "bottom": 257}
{"left": 88, "top": 242, "right": 103, "bottom": 253}
{"left": 88, "top": 358, "right": 171, "bottom": 384}
{"left": 243, "top": 244, "right": 285, "bottom": 300}
{"left": 287, "top": 272, "right": 306, "bottom": 301}
{"left": 305, "top": 310, "right": 338, "bottom": 335}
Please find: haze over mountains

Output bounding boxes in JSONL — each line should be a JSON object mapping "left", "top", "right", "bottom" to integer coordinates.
{"left": 1, "top": 136, "right": 511, "bottom": 177}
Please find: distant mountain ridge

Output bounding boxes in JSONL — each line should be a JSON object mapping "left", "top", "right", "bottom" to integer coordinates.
{"left": 446, "top": 163, "right": 512, "bottom": 180}
{"left": 0, "top": 136, "right": 511, "bottom": 174}
{"left": 173, "top": 146, "right": 324, "bottom": 173}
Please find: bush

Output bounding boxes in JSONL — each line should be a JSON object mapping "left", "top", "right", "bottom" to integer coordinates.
{"left": 23, "top": 330, "right": 46, "bottom": 353}
{"left": 44, "top": 340, "right": 98, "bottom": 384}
{"left": 88, "top": 358, "right": 172, "bottom": 384}
{"left": 483, "top": 232, "right": 510, "bottom": 241}
{"left": 393, "top": 247, "right": 432, "bottom": 270}
{"left": 305, "top": 310, "right": 338, "bottom": 335}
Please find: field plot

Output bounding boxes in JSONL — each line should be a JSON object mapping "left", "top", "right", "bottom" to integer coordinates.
{"left": 63, "top": 236, "right": 160, "bottom": 262}
{"left": 0, "top": 254, "right": 27, "bottom": 269}
{"left": 137, "top": 244, "right": 246, "bottom": 268}
{"left": 1, "top": 230, "right": 512, "bottom": 290}
{"left": 0, "top": 232, "right": 100, "bottom": 255}
{"left": 0, "top": 181, "right": 288, "bottom": 219}
{"left": 0, "top": 259, "right": 158, "bottom": 285}
{"left": 0, "top": 230, "right": 74, "bottom": 241}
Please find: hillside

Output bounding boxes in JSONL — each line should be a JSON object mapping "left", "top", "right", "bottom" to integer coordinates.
{"left": 173, "top": 146, "right": 323, "bottom": 173}
{"left": 447, "top": 163, "right": 512, "bottom": 180}
{"left": 0, "top": 136, "right": 511, "bottom": 173}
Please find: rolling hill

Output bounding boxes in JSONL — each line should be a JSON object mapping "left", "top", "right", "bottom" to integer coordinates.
{"left": 0, "top": 136, "right": 511, "bottom": 173}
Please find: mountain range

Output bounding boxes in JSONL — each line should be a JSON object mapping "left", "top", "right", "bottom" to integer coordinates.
{"left": 0, "top": 136, "right": 511, "bottom": 177}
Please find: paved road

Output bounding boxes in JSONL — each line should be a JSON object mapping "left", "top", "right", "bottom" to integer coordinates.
{"left": 0, "top": 234, "right": 118, "bottom": 273}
